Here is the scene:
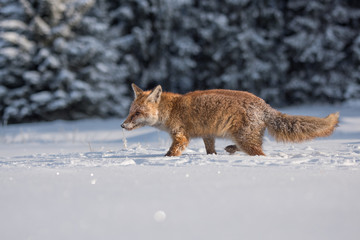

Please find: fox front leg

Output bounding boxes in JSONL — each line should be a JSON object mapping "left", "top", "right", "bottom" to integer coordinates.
{"left": 165, "top": 132, "right": 189, "bottom": 157}
{"left": 203, "top": 136, "right": 217, "bottom": 154}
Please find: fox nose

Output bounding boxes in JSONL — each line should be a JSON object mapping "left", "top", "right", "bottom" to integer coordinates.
{"left": 121, "top": 123, "right": 125, "bottom": 128}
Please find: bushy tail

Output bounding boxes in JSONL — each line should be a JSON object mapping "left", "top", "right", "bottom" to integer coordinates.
{"left": 265, "top": 110, "right": 339, "bottom": 143}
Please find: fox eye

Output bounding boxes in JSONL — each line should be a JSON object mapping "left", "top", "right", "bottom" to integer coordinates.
{"left": 135, "top": 111, "right": 140, "bottom": 116}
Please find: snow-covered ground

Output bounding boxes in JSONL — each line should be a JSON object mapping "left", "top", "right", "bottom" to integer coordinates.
{"left": 1, "top": 104, "right": 360, "bottom": 240}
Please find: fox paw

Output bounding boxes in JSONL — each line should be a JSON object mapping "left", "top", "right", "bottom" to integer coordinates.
{"left": 206, "top": 150, "right": 217, "bottom": 155}
{"left": 225, "top": 145, "right": 238, "bottom": 154}
{"left": 165, "top": 151, "right": 181, "bottom": 157}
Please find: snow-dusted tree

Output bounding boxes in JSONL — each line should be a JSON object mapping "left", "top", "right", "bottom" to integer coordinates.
{"left": 1, "top": 0, "right": 360, "bottom": 124}
{"left": 106, "top": 0, "right": 288, "bottom": 101}
{"left": 106, "top": 0, "right": 199, "bottom": 93}
{"left": 0, "top": 0, "right": 34, "bottom": 124}
{"left": 284, "top": 0, "right": 360, "bottom": 104}
{"left": 0, "top": 0, "right": 130, "bottom": 124}
{"left": 179, "top": 0, "right": 288, "bottom": 105}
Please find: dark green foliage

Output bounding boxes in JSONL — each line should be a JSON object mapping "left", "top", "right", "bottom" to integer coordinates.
{"left": 1, "top": 0, "right": 360, "bottom": 123}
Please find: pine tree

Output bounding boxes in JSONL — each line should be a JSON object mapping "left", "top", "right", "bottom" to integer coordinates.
{"left": 284, "top": 0, "right": 360, "bottom": 104}
{"left": 1, "top": 0, "right": 360, "bottom": 124}
{"left": 0, "top": 0, "right": 130, "bottom": 123}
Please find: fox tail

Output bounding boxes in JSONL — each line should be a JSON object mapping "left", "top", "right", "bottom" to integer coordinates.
{"left": 265, "top": 110, "right": 339, "bottom": 143}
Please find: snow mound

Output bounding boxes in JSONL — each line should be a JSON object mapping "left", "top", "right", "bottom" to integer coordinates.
{"left": 1, "top": 105, "right": 360, "bottom": 240}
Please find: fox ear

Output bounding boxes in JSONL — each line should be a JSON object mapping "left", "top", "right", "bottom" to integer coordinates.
{"left": 132, "top": 83, "right": 143, "bottom": 98}
{"left": 147, "top": 85, "right": 162, "bottom": 103}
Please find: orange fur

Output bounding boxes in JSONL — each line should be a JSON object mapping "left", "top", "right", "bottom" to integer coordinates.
{"left": 122, "top": 84, "right": 339, "bottom": 157}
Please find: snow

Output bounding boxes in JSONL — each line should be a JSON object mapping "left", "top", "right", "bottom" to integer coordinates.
{"left": 0, "top": 19, "right": 28, "bottom": 31}
{"left": 30, "top": 91, "right": 53, "bottom": 105}
{"left": 0, "top": 31, "right": 35, "bottom": 52}
{"left": 1, "top": 104, "right": 360, "bottom": 240}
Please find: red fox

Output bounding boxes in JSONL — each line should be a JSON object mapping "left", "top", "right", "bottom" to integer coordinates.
{"left": 121, "top": 84, "right": 339, "bottom": 157}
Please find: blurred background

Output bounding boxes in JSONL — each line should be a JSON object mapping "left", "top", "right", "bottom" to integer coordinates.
{"left": 1, "top": 0, "right": 360, "bottom": 124}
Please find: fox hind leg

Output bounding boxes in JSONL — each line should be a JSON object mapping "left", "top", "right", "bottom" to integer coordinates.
{"left": 228, "top": 128, "right": 266, "bottom": 156}
{"left": 203, "top": 136, "right": 217, "bottom": 154}
{"left": 238, "top": 141, "right": 265, "bottom": 156}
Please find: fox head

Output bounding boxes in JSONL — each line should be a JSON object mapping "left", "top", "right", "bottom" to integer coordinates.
{"left": 121, "top": 84, "right": 162, "bottom": 131}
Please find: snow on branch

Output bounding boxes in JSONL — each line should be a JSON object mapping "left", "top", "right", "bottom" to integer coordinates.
{"left": 20, "top": 0, "right": 95, "bottom": 40}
